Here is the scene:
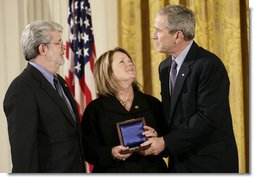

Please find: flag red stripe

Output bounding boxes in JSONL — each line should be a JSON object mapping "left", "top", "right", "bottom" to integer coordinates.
{"left": 65, "top": 0, "right": 96, "bottom": 173}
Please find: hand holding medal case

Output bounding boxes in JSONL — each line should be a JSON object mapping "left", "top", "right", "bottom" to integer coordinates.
{"left": 116, "top": 117, "right": 149, "bottom": 154}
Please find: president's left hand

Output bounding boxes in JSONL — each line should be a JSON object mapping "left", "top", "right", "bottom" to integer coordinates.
{"left": 139, "top": 137, "right": 165, "bottom": 156}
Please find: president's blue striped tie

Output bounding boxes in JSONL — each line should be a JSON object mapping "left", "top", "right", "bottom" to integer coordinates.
{"left": 170, "top": 60, "right": 177, "bottom": 94}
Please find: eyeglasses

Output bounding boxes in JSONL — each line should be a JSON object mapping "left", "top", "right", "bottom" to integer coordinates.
{"left": 45, "top": 39, "right": 64, "bottom": 47}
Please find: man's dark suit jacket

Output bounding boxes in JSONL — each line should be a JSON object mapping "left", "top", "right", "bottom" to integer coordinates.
{"left": 3, "top": 63, "right": 85, "bottom": 173}
{"left": 159, "top": 41, "right": 238, "bottom": 173}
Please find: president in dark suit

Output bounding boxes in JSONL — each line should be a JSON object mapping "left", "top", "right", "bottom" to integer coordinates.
{"left": 140, "top": 5, "right": 238, "bottom": 173}
{"left": 3, "top": 20, "right": 85, "bottom": 173}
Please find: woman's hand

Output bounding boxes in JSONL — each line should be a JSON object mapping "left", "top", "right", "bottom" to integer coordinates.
{"left": 111, "top": 145, "right": 132, "bottom": 161}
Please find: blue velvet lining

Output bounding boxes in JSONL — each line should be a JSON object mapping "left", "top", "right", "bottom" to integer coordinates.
{"left": 120, "top": 121, "right": 147, "bottom": 148}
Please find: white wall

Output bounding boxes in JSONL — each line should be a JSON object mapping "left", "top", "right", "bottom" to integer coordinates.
{"left": 0, "top": 0, "right": 118, "bottom": 173}
{"left": 90, "top": 0, "right": 118, "bottom": 57}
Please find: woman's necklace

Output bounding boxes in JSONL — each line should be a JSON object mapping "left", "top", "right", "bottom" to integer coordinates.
{"left": 116, "top": 95, "right": 133, "bottom": 109}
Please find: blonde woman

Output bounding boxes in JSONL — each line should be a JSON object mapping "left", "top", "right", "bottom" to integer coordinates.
{"left": 81, "top": 47, "right": 167, "bottom": 173}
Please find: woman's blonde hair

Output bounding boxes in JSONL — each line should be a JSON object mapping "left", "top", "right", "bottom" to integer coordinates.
{"left": 94, "top": 47, "right": 140, "bottom": 97}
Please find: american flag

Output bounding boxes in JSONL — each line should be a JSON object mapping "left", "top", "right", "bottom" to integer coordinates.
{"left": 64, "top": 0, "right": 96, "bottom": 173}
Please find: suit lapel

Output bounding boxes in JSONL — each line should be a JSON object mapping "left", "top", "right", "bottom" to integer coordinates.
{"left": 161, "top": 61, "right": 171, "bottom": 97}
{"left": 58, "top": 75, "right": 81, "bottom": 124}
{"left": 27, "top": 64, "right": 77, "bottom": 128}
{"left": 170, "top": 63, "right": 190, "bottom": 119}
{"left": 169, "top": 42, "right": 197, "bottom": 122}
{"left": 159, "top": 58, "right": 171, "bottom": 124}
{"left": 41, "top": 79, "right": 77, "bottom": 128}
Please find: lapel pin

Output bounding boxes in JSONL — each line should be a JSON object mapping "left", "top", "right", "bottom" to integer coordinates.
{"left": 65, "top": 84, "right": 68, "bottom": 87}
{"left": 135, "top": 105, "right": 139, "bottom": 109}
{"left": 182, "top": 73, "right": 185, "bottom": 77}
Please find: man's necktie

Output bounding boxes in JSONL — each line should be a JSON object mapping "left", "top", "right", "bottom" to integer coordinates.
{"left": 53, "top": 75, "right": 76, "bottom": 122}
{"left": 170, "top": 60, "right": 177, "bottom": 94}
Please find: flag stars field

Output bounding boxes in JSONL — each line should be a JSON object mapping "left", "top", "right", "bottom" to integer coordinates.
{"left": 65, "top": 1, "right": 97, "bottom": 173}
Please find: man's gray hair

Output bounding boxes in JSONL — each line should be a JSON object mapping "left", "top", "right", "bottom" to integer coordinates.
{"left": 21, "top": 20, "right": 63, "bottom": 61}
{"left": 158, "top": 5, "right": 195, "bottom": 40}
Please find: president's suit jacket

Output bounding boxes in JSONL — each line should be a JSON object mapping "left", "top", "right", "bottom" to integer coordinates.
{"left": 3, "top": 63, "right": 85, "bottom": 173}
{"left": 159, "top": 41, "right": 238, "bottom": 173}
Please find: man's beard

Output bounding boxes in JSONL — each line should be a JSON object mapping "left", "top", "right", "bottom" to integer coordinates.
{"left": 49, "top": 56, "right": 65, "bottom": 65}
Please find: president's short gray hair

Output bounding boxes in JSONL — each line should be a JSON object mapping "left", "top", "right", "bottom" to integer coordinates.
{"left": 158, "top": 5, "right": 195, "bottom": 40}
